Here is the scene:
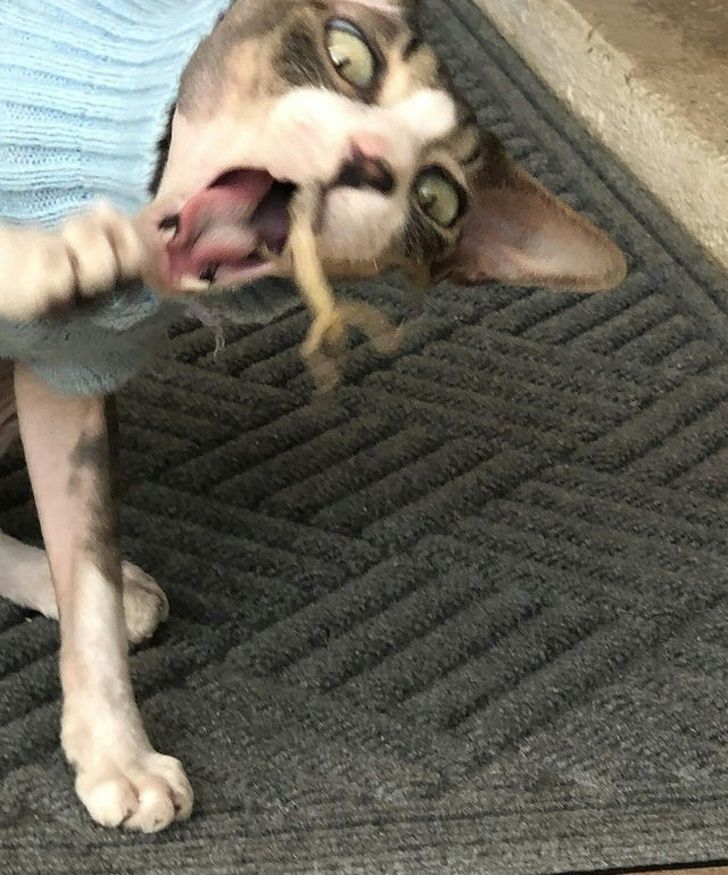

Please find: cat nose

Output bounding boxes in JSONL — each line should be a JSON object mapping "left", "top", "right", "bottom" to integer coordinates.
{"left": 334, "top": 146, "right": 396, "bottom": 195}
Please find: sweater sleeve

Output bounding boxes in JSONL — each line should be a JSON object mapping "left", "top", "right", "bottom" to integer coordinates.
{"left": 1, "top": 278, "right": 302, "bottom": 397}
{"left": 0, "top": 0, "right": 233, "bottom": 395}
{"left": 0, "top": 283, "right": 174, "bottom": 396}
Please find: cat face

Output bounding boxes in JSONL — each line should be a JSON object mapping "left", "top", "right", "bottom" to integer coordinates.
{"left": 141, "top": 0, "right": 626, "bottom": 296}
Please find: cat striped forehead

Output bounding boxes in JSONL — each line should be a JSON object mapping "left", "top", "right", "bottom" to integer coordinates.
{"left": 180, "top": 0, "right": 477, "bottom": 157}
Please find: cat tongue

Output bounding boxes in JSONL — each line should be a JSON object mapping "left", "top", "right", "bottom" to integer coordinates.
{"left": 167, "top": 170, "right": 275, "bottom": 280}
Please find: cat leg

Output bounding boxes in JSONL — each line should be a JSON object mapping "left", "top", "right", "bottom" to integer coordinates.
{"left": 0, "top": 532, "right": 169, "bottom": 645}
{"left": 15, "top": 365, "right": 190, "bottom": 831}
{"left": 0, "top": 361, "right": 167, "bottom": 643}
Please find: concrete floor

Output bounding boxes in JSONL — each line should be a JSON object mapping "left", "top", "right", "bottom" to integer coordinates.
{"left": 635, "top": 0, "right": 728, "bottom": 63}
{"left": 477, "top": 0, "right": 728, "bottom": 271}
{"left": 563, "top": 0, "right": 728, "bottom": 149}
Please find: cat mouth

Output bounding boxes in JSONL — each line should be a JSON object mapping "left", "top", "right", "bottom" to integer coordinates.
{"left": 159, "top": 169, "right": 297, "bottom": 291}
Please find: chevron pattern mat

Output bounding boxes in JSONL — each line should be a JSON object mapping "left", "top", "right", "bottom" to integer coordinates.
{"left": 1, "top": 1, "right": 728, "bottom": 872}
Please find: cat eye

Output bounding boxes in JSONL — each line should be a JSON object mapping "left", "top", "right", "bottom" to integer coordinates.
{"left": 413, "top": 168, "right": 465, "bottom": 228}
{"left": 325, "top": 19, "right": 378, "bottom": 91}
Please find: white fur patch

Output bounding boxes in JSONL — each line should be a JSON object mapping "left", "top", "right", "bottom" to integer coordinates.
{"left": 395, "top": 89, "right": 458, "bottom": 144}
{"left": 319, "top": 188, "right": 406, "bottom": 263}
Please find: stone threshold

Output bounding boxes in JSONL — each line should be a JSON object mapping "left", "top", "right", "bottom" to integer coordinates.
{"left": 475, "top": 0, "right": 728, "bottom": 272}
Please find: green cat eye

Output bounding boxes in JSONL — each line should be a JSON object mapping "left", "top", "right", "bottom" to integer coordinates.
{"left": 413, "top": 168, "right": 464, "bottom": 228}
{"left": 325, "top": 19, "right": 377, "bottom": 90}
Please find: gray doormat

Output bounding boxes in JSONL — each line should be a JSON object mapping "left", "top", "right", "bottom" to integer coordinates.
{"left": 2, "top": 1, "right": 728, "bottom": 872}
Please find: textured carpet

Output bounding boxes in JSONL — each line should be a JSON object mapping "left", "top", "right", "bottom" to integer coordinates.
{"left": 2, "top": 1, "right": 728, "bottom": 873}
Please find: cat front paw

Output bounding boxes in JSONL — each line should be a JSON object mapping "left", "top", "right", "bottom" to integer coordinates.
{"left": 58, "top": 200, "right": 145, "bottom": 300}
{"left": 0, "top": 225, "right": 74, "bottom": 320}
{"left": 62, "top": 703, "right": 192, "bottom": 832}
{"left": 121, "top": 561, "right": 169, "bottom": 645}
{"left": 75, "top": 751, "right": 192, "bottom": 832}
{"left": 0, "top": 201, "right": 145, "bottom": 321}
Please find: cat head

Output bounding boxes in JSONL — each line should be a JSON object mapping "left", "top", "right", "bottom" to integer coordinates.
{"left": 141, "top": 0, "right": 626, "bottom": 296}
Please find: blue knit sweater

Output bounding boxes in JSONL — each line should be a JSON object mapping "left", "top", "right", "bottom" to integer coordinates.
{"left": 0, "top": 0, "right": 297, "bottom": 395}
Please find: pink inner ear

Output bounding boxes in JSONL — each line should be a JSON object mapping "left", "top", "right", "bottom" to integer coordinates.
{"left": 452, "top": 170, "right": 627, "bottom": 292}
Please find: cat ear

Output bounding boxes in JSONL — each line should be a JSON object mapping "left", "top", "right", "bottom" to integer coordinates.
{"left": 447, "top": 163, "right": 627, "bottom": 292}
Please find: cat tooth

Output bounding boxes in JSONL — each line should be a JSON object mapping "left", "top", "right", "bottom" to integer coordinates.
{"left": 257, "top": 242, "right": 275, "bottom": 261}
{"left": 158, "top": 214, "right": 180, "bottom": 242}
{"left": 199, "top": 263, "right": 219, "bottom": 283}
{"left": 180, "top": 276, "right": 211, "bottom": 292}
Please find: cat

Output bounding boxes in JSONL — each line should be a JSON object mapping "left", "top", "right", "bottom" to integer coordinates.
{"left": 0, "top": 0, "right": 626, "bottom": 832}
